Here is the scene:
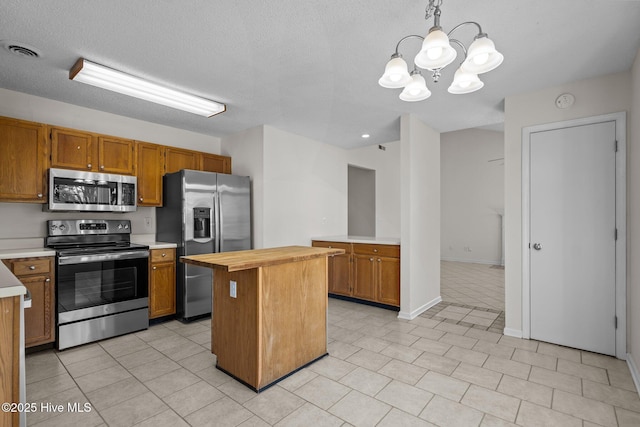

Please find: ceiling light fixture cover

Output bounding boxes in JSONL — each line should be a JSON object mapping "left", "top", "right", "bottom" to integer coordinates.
{"left": 69, "top": 58, "right": 226, "bottom": 117}
{"left": 378, "top": 0, "right": 503, "bottom": 102}
{"left": 400, "top": 72, "right": 432, "bottom": 101}
{"left": 414, "top": 29, "right": 457, "bottom": 70}
{"left": 448, "top": 68, "right": 484, "bottom": 94}
{"left": 378, "top": 54, "right": 413, "bottom": 88}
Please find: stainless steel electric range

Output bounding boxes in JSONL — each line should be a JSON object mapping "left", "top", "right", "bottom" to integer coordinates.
{"left": 45, "top": 219, "right": 149, "bottom": 350}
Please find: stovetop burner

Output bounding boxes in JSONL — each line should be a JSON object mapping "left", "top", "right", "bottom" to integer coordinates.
{"left": 55, "top": 242, "right": 149, "bottom": 257}
{"left": 45, "top": 219, "right": 148, "bottom": 255}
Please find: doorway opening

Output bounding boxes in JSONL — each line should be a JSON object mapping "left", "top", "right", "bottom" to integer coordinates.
{"left": 348, "top": 164, "right": 376, "bottom": 236}
{"left": 440, "top": 127, "right": 505, "bottom": 318}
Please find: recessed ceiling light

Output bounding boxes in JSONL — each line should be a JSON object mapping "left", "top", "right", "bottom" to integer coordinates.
{"left": 361, "top": 134, "right": 370, "bottom": 138}
{"left": 1, "top": 40, "right": 42, "bottom": 59}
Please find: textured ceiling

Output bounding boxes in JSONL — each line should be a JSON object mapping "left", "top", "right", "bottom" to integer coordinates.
{"left": 1, "top": 0, "right": 639, "bottom": 149}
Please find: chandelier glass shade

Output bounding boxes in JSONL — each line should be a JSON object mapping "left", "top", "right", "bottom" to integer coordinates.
{"left": 448, "top": 68, "right": 484, "bottom": 94}
{"left": 400, "top": 72, "right": 432, "bottom": 101}
{"left": 379, "top": 0, "right": 503, "bottom": 101}
{"left": 378, "top": 54, "right": 413, "bottom": 88}
{"left": 414, "top": 29, "right": 457, "bottom": 70}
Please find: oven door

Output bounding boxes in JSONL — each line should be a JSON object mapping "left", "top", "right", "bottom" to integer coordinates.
{"left": 57, "top": 250, "right": 149, "bottom": 324}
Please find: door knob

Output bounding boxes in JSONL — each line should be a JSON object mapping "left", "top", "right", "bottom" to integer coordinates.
{"left": 533, "top": 243, "right": 543, "bottom": 250}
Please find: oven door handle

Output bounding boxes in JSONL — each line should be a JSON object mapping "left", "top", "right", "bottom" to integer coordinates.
{"left": 58, "top": 250, "right": 150, "bottom": 265}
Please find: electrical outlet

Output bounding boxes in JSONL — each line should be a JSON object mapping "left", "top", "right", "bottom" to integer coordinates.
{"left": 230, "top": 280, "right": 237, "bottom": 298}
{"left": 144, "top": 217, "right": 152, "bottom": 227}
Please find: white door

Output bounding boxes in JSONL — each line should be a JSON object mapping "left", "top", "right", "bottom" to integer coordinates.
{"left": 529, "top": 121, "right": 616, "bottom": 356}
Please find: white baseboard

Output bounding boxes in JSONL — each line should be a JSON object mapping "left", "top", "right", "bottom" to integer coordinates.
{"left": 398, "top": 296, "right": 442, "bottom": 320}
{"left": 503, "top": 328, "right": 523, "bottom": 338}
{"left": 441, "top": 257, "right": 502, "bottom": 265}
{"left": 627, "top": 353, "right": 640, "bottom": 396}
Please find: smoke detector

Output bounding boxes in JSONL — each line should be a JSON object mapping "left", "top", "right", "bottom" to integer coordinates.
{"left": 1, "top": 41, "right": 42, "bottom": 59}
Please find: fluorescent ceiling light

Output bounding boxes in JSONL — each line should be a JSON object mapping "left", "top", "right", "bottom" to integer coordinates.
{"left": 69, "top": 58, "right": 226, "bottom": 117}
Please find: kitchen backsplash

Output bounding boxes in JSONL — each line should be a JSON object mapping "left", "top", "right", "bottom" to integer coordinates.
{"left": 0, "top": 202, "right": 156, "bottom": 240}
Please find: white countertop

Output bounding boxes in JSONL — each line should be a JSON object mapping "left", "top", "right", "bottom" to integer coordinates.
{"left": 0, "top": 262, "right": 27, "bottom": 298}
{"left": 0, "top": 247, "right": 56, "bottom": 260}
{"left": 143, "top": 242, "right": 177, "bottom": 250}
{"left": 312, "top": 235, "right": 401, "bottom": 245}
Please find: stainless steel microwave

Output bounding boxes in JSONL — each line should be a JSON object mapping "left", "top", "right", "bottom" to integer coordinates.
{"left": 47, "top": 168, "right": 137, "bottom": 212}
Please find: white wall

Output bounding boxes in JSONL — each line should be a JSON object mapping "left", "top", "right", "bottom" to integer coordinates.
{"left": 629, "top": 49, "right": 640, "bottom": 377}
{"left": 222, "top": 125, "right": 349, "bottom": 248}
{"left": 262, "top": 126, "right": 348, "bottom": 247}
{"left": 348, "top": 141, "right": 401, "bottom": 237}
{"left": 441, "top": 129, "right": 504, "bottom": 264}
{"left": 399, "top": 115, "right": 441, "bottom": 319}
{"left": 0, "top": 88, "right": 221, "bottom": 152}
{"left": 504, "top": 71, "right": 632, "bottom": 336}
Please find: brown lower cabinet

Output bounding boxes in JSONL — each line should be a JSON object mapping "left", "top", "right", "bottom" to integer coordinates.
{"left": 0, "top": 294, "right": 20, "bottom": 427}
{"left": 2, "top": 257, "right": 55, "bottom": 347}
{"left": 311, "top": 240, "right": 400, "bottom": 307}
{"left": 149, "top": 248, "right": 176, "bottom": 319}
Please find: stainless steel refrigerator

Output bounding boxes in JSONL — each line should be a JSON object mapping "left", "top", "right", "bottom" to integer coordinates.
{"left": 156, "top": 170, "right": 251, "bottom": 320}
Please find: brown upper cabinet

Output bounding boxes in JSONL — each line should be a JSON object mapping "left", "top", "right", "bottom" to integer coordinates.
{"left": 50, "top": 126, "right": 135, "bottom": 175}
{"left": 135, "top": 141, "right": 164, "bottom": 207}
{"left": 1, "top": 115, "right": 232, "bottom": 206}
{"left": 50, "top": 127, "right": 94, "bottom": 171}
{"left": 0, "top": 117, "right": 48, "bottom": 203}
{"left": 97, "top": 136, "right": 135, "bottom": 174}
{"left": 202, "top": 152, "right": 232, "bottom": 174}
{"left": 165, "top": 147, "right": 202, "bottom": 174}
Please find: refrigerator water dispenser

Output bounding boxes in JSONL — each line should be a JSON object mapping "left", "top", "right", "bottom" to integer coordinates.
{"left": 193, "top": 207, "right": 211, "bottom": 239}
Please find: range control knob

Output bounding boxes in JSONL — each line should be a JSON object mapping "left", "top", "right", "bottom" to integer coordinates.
{"left": 59, "top": 224, "right": 66, "bottom": 231}
{"left": 117, "top": 224, "right": 123, "bottom": 230}
{"left": 50, "top": 224, "right": 58, "bottom": 231}
{"left": 124, "top": 224, "right": 129, "bottom": 229}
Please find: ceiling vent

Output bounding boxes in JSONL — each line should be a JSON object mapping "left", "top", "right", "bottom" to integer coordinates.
{"left": 1, "top": 41, "right": 41, "bottom": 59}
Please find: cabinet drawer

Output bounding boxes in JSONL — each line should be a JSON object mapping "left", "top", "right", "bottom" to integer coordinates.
{"left": 312, "top": 241, "right": 351, "bottom": 252}
{"left": 352, "top": 243, "right": 400, "bottom": 258}
{"left": 6, "top": 258, "right": 51, "bottom": 276}
{"left": 151, "top": 248, "right": 176, "bottom": 263}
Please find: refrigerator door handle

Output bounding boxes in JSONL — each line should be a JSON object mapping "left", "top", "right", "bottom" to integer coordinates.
{"left": 214, "top": 192, "right": 221, "bottom": 253}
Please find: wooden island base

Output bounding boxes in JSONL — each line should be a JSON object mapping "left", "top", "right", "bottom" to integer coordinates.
{"left": 181, "top": 246, "right": 344, "bottom": 392}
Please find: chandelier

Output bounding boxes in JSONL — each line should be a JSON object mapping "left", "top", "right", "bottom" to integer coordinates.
{"left": 378, "top": 0, "right": 503, "bottom": 101}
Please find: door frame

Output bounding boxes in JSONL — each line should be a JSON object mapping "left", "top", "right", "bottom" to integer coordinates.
{"left": 521, "top": 112, "right": 626, "bottom": 359}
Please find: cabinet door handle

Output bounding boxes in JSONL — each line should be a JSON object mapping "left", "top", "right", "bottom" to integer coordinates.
{"left": 162, "top": 253, "right": 166, "bottom": 257}
{"left": 377, "top": 259, "right": 381, "bottom": 262}
{"left": 37, "top": 193, "right": 43, "bottom": 198}
{"left": 87, "top": 163, "right": 92, "bottom": 169}
{"left": 139, "top": 197, "right": 144, "bottom": 202}
{"left": 45, "top": 278, "right": 50, "bottom": 282}
{"left": 373, "top": 249, "right": 378, "bottom": 253}
{"left": 29, "top": 265, "right": 36, "bottom": 270}
{"left": 100, "top": 165, "right": 105, "bottom": 170}
{"left": 369, "top": 258, "right": 374, "bottom": 262}
{"left": 153, "top": 266, "right": 157, "bottom": 270}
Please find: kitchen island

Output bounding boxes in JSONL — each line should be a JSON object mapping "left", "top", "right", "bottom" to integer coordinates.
{"left": 181, "top": 245, "right": 344, "bottom": 392}
{"left": 0, "top": 262, "right": 27, "bottom": 427}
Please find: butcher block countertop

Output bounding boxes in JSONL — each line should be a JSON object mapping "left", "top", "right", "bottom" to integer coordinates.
{"left": 181, "top": 245, "right": 345, "bottom": 272}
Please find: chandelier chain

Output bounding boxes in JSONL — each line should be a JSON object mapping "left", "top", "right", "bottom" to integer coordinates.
{"left": 425, "top": 0, "right": 443, "bottom": 21}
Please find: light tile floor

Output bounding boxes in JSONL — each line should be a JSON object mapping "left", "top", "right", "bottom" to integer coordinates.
{"left": 441, "top": 261, "right": 505, "bottom": 311}
{"left": 24, "top": 262, "right": 639, "bottom": 426}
